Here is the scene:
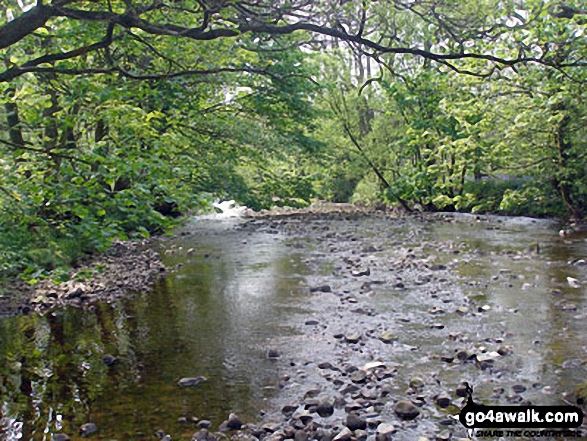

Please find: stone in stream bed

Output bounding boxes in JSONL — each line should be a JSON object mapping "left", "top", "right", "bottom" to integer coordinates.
{"left": 282, "top": 404, "right": 298, "bottom": 416}
{"left": 351, "top": 268, "right": 370, "bottom": 277}
{"left": 375, "top": 423, "right": 395, "bottom": 441}
{"left": 344, "top": 413, "right": 367, "bottom": 430}
{"left": 177, "top": 376, "right": 207, "bottom": 387}
{"left": 332, "top": 427, "right": 353, "bottom": 441}
{"left": 53, "top": 434, "right": 70, "bottom": 441}
{"left": 79, "top": 423, "right": 98, "bottom": 437}
{"left": 193, "top": 430, "right": 218, "bottom": 441}
{"left": 379, "top": 332, "right": 398, "bottom": 344}
{"left": 455, "top": 382, "right": 470, "bottom": 398}
{"left": 226, "top": 413, "right": 243, "bottom": 430}
{"left": 394, "top": 400, "right": 420, "bottom": 420}
{"left": 310, "top": 285, "right": 332, "bottom": 293}
{"left": 316, "top": 398, "right": 334, "bottom": 417}
{"left": 266, "top": 349, "right": 281, "bottom": 359}
{"left": 409, "top": 377, "right": 425, "bottom": 389}
{"left": 435, "top": 393, "right": 452, "bottom": 408}
{"left": 345, "top": 333, "right": 361, "bottom": 344}
{"left": 350, "top": 370, "right": 367, "bottom": 383}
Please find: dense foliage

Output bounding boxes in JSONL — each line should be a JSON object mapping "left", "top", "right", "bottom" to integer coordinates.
{"left": 1, "top": 0, "right": 586, "bottom": 280}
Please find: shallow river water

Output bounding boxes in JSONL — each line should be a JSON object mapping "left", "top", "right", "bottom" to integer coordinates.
{"left": 0, "top": 213, "right": 585, "bottom": 441}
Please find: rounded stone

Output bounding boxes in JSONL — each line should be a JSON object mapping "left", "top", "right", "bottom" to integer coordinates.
{"left": 227, "top": 413, "right": 243, "bottom": 430}
{"left": 79, "top": 423, "right": 98, "bottom": 437}
{"left": 344, "top": 413, "right": 367, "bottom": 431}
{"left": 394, "top": 400, "right": 420, "bottom": 420}
{"left": 178, "top": 376, "right": 207, "bottom": 387}
{"left": 316, "top": 399, "right": 334, "bottom": 417}
{"left": 350, "top": 371, "right": 367, "bottom": 385}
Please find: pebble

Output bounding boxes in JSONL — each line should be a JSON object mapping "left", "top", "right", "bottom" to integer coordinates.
{"left": 379, "top": 332, "right": 397, "bottom": 344}
{"left": 435, "top": 394, "right": 451, "bottom": 408}
{"left": 310, "top": 285, "right": 332, "bottom": 293}
{"left": 267, "top": 349, "right": 281, "bottom": 359}
{"left": 177, "top": 376, "right": 207, "bottom": 387}
{"left": 79, "top": 423, "right": 98, "bottom": 437}
{"left": 350, "top": 370, "right": 367, "bottom": 383}
{"left": 332, "top": 427, "right": 352, "bottom": 441}
{"left": 344, "top": 413, "right": 367, "bottom": 430}
{"left": 345, "top": 334, "right": 361, "bottom": 344}
{"left": 394, "top": 400, "right": 420, "bottom": 420}
{"left": 316, "top": 398, "right": 334, "bottom": 417}
{"left": 227, "top": 413, "right": 243, "bottom": 430}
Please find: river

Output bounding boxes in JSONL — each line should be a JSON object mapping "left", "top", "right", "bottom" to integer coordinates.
{"left": 0, "top": 212, "right": 585, "bottom": 440}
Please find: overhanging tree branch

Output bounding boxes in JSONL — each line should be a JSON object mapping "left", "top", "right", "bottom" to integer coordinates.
{"left": 0, "top": 0, "right": 585, "bottom": 84}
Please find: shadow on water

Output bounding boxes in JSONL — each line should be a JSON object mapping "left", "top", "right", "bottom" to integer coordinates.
{"left": 0, "top": 213, "right": 586, "bottom": 440}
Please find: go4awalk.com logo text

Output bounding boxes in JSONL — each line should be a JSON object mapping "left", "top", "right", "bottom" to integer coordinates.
{"left": 457, "top": 383, "right": 584, "bottom": 438}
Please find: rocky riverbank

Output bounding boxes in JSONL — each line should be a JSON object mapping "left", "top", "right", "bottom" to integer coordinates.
{"left": 0, "top": 239, "right": 166, "bottom": 316}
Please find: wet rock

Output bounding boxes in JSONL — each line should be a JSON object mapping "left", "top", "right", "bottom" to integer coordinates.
{"left": 435, "top": 429, "right": 450, "bottom": 441}
{"left": 282, "top": 405, "right": 298, "bottom": 416}
{"left": 394, "top": 400, "right": 420, "bottom": 420}
{"left": 350, "top": 370, "right": 367, "bottom": 383}
{"left": 345, "top": 334, "right": 361, "bottom": 344}
{"left": 304, "top": 388, "right": 322, "bottom": 399}
{"left": 178, "top": 376, "right": 207, "bottom": 387}
{"left": 79, "top": 423, "right": 98, "bottom": 437}
{"left": 316, "top": 398, "right": 334, "bottom": 417}
{"left": 430, "top": 264, "right": 447, "bottom": 271}
{"left": 567, "top": 277, "right": 581, "bottom": 288}
{"left": 227, "top": 413, "right": 243, "bottom": 430}
{"left": 456, "top": 382, "right": 470, "bottom": 398}
{"left": 409, "top": 377, "right": 425, "bottom": 389}
{"left": 310, "top": 285, "right": 332, "bottom": 293}
{"left": 295, "top": 430, "right": 309, "bottom": 441}
{"left": 379, "top": 332, "right": 397, "bottom": 344}
{"left": 455, "top": 306, "right": 469, "bottom": 315}
{"left": 295, "top": 410, "right": 313, "bottom": 425}
{"left": 305, "top": 320, "right": 320, "bottom": 325}
{"left": 267, "top": 349, "right": 281, "bottom": 359}
{"left": 456, "top": 350, "right": 473, "bottom": 362}
{"left": 193, "top": 430, "right": 218, "bottom": 441}
{"left": 318, "top": 362, "right": 334, "bottom": 370}
{"left": 332, "top": 427, "right": 352, "bottom": 441}
{"left": 351, "top": 268, "right": 370, "bottom": 277}
{"left": 435, "top": 394, "right": 451, "bottom": 408}
{"left": 575, "top": 382, "right": 587, "bottom": 404}
{"left": 197, "top": 420, "right": 212, "bottom": 429}
{"left": 512, "top": 384, "right": 527, "bottom": 394}
{"left": 363, "top": 361, "right": 385, "bottom": 371}
{"left": 360, "top": 389, "right": 377, "bottom": 400}
{"left": 53, "top": 434, "right": 70, "bottom": 441}
{"left": 375, "top": 423, "right": 395, "bottom": 441}
{"left": 353, "top": 429, "right": 368, "bottom": 441}
{"left": 344, "top": 413, "right": 367, "bottom": 431}
{"left": 497, "top": 346, "right": 513, "bottom": 356}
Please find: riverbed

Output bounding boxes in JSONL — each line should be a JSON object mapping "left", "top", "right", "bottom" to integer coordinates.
{"left": 0, "top": 212, "right": 585, "bottom": 441}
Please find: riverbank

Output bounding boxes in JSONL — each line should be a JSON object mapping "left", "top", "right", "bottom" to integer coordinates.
{"left": 0, "top": 239, "right": 166, "bottom": 316}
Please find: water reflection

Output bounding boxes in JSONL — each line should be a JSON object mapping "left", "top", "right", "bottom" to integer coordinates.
{"left": 0, "top": 218, "right": 310, "bottom": 440}
{"left": 0, "top": 214, "right": 586, "bottom": 441}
